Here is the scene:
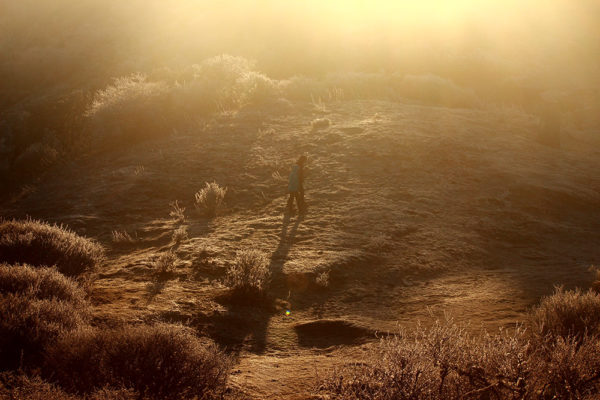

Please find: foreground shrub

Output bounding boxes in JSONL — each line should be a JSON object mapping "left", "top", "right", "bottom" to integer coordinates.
{"left": 45, "top": 324, "right": 231, "bottom": 400}
{"left": 0, "top": 294, "right": 89, "bottom": 370}
{"left": 194, "top": 181, "right": 227, "bottom": 217}
{"left": 0, "top": 219, "right": 104, "bottom": 276}
{"left": 319, "top": 322, "right": 600, "bottom": 399}
{"left": 320, "top": 288, "right": 600, "bottom": 399}
{"left": 0, "top": 264, "right": 87, "bottom": 307}
{"left": 529, "top": 287, "right": 600, "bottom": 340}
{"left": 225, "top": 249, "right": 271, "bottom": 298}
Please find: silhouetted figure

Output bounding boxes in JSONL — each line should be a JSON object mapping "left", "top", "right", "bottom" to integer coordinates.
{"left": 287, "top": 155, "right": 307, "bottom": 214}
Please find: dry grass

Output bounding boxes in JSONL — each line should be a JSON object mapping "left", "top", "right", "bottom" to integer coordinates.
{"left": 0, "top": 294, "right": 89, "bottom": 370}
{"left": 225, "top": 249, "right": 271, "bottom": 298}
{"left": 171, "top": 225, "right": 188, "bottom": 245}
{"left": 0, "top": 264, "right": 87, "bottom": 307}
{"left": 111, "top": 230, "right": 137, "bottom": 245}
{"left": 0, "top": 373, "right": 137, "bottom": 400}
{"left": 315, "top": 270, "right": 330, "bottom": 288}
{"left": 153, "top": 251, "right": 177, "bottom": 275}
{"left": 45, "top": 324, "right": 231, "bottom": 399}
{"left": 529, "top": 286, "right": 600, "bottom": 341}
{"left": 194, "top": 181, "right": 227, "bottom": 217}
{"left": 169, "top": 200, "right": 186, "bottom": 223}
{"left": 319, "top": 289, "right": 600, "bottom": 399}
{"left": 310, "top": 118, "right": 331, "bottom": 131}
{"left": 0, "top": 219, "right": 104, "bottom": 276}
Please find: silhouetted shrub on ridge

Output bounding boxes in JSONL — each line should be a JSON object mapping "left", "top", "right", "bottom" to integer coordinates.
{"left": 45, "top": 324, "right": 231, "bottom": 400}
{"left": 0, "top": 219, "right": 104, "bottom": 276}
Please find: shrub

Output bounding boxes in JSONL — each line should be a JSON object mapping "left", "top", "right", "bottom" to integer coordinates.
{"left": 0, "top": 219, "right": 104, "bottom": 276}
{"left": 85, "top": 74, "right": 172, "bottom": 145}
{"left": 168, "top": 200, "right": 186, "bottom": 223}
{"left": 0, "top": 264, "right": 87, "bottom": 307}
{"left": 194, "top": 181, "right": 227, "bottom": 217}
{"left": 320, "top": 290, "right": 600, "bottom": 400}
{"left": 529, "top": 287, "right": 600, "bottom": 340}
{"left": 111, "top": 230, "right": 136, "bottom": 245}
{"left": 171, "top": 226, "right": 188, "bottom": 245}
{"left": 45, "top": 324, "right": 231, "bottom": 400}
{"left": 0, "top": 294, "right": 89, "bottom": 370}
{"left": 0, "top": 373, "right": 137, "bottom": 400}
{"left": 311, "top": 118, "right": 331, "bottom": 131}
{"left": 225, "top": 249, "right": 270, "bottom": 297}
{"left": 153, "top": 251, "right": 177, "bottom": 275}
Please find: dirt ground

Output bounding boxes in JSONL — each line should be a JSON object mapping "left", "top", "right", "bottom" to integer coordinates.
{"left": 2, "top": 99, "right": 600, "bottom": 399}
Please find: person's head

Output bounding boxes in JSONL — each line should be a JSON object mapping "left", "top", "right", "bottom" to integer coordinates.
{"left": 297, "top": 155, "right": 307, "bottom": 166}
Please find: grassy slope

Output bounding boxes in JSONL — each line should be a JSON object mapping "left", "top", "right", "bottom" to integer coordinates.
{"left": 2, "top": 99, "right": 600, "bottom": 398}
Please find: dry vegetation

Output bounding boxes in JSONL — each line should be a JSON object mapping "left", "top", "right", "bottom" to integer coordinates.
{"left": 45, "top": 324, "right": 231, "bottom": 400}
{"left": 225, "top": 249, "right": 271, "bottom": 299}
{"left": 320, "top": 289, "right": 600, "bottom": 399}
{"left": 0, "top": 219, "right": 104, "bottom": 276}
{"left": 195, "top": 181, "right": 227, "bottom": 217}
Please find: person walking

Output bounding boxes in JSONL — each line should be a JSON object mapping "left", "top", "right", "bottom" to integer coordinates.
{"left": 287, "top": 155, "right": 307, "bottom": 214}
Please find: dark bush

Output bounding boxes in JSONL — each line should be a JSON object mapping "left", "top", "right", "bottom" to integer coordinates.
{"left": 0, "top": 219, "right": 104, "bottom": 276}
{"left": 45, "top": 324, "right": 231, "bottom": 400}
{"left": 0, "top": 264, "right": 87, "bottom": 307}
{"left": 0, "top": 294, "right": 89, "bottom": 370}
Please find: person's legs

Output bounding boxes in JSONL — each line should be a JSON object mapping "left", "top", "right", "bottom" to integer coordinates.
{"left": 297, "top": 188, "right": 305, "bottom": 212}
{"left": 287, "top": 192, "right": 296, "bottom": 212}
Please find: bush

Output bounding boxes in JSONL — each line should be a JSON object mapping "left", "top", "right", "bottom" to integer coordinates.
{"left": 85, "top": 74, "right": 172, "bottom": 145}
{"left": 194, "top": 181, "right": 227, "bottom": 217}
{"left": 0, "top": 294, "right": 89, "bottom": 370}
{"left": 153, "top": 251, "right": 177, "bottom": 275}
{"left": 0, "top": 218, "right": 104, "bottom": 276}
{"left": 0, "top": 372, "right": 137, "bottom": 400}
{"left": 529, "top": 287, "right": 600, "bottom": 341}
{"left": 320, "top": 289, "right": 600, "bottom": 399}
{"left": 45, "top": 324, "right": 231, "bottom": 400}
{"left": 0, "top": 264, "right": 87, "bottom": 307}
{"left": 310, "top": 118, "right": 331, "bottom": 131}
{"left": 225, "top": 249, "right": 270, "bottom": 297}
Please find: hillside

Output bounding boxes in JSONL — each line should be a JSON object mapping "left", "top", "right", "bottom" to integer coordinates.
{"left": 2, "top": 99, "right": 599, "bottom": 398}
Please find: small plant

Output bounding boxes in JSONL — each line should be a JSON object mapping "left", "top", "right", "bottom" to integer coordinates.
{"left": 111, "top": 230, "right": 136, "bottom": 244}
{"left": 194, "top": 182, "right": 227, "bottom": 217}
{"left": 366, "top": 233, "right": 392, "bottom": 252}
{"left": 169, "top": 200, "right": 186, "bottom": 223}
{"left": 315, "top": 270, "right": 330, "bottom": 288}
{"left": 226, "top": 250, "right": 270, "bottom": 297}
{"left": 171, "top": 226, "right": 188, "bottom": 245}
{"left": 310, "top": 117, "right": 331, "bottom": 131}
{"left": 153, "top": 251, "right": 177, "bottom": 275}
{"left": 133, "top": 165, "right": 145, "bottom": 176}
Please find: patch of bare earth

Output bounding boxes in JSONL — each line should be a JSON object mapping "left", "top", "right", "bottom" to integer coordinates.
{"left": 2, "top": 100, "right": 599, "bottom": 398}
